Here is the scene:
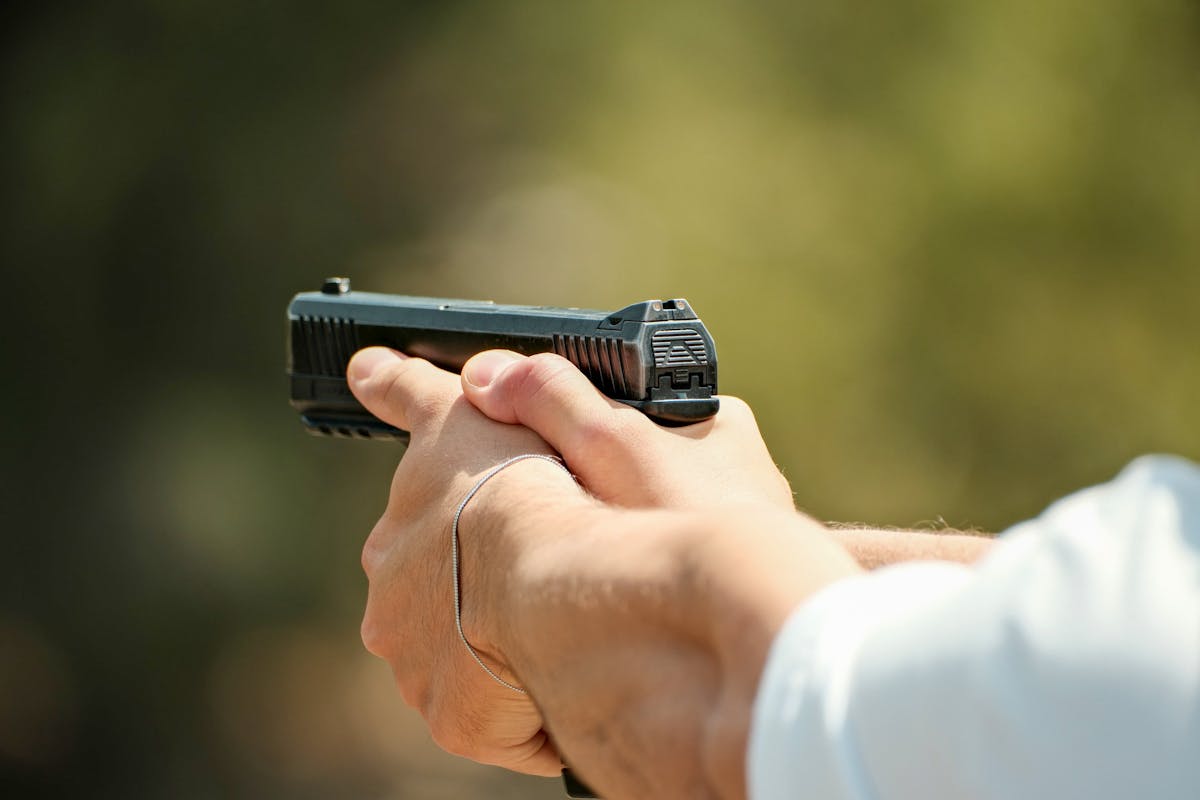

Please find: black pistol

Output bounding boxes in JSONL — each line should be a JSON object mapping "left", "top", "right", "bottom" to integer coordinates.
{"left": 287, "top": 277, "right": 720, "bottom": 441}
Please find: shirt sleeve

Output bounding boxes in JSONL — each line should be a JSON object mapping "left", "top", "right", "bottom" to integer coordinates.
{"left": 748, "top": 455, "right": 1200, "bottom": 800}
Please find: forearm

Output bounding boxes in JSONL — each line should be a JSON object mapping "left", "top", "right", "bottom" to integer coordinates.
{"left": 830, "top": 526, "right": 994, "bottom": 569}
{"left": 479, "top": 501, "right": 862, "bottom": 798}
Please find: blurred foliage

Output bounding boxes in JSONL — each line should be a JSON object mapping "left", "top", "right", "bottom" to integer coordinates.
{"left": 1, "top": 0, "right": 1197, "bottom": 796}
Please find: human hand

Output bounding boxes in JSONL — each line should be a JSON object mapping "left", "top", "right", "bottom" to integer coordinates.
{"left": 347, "top": 346, "right": 588, "bottom": 776}
{"left": 459, "top": 351, "right": 794, "bottom": 510}
{"left": 345, "top": 348, "right": 861, "bottom": 798}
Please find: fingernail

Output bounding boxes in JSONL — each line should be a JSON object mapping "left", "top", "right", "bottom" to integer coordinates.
{"left": 463, "top": 350, "right": 523, "bottom": 387}
{"left": 348, "top": 348, "right": 406, "bottom": 383}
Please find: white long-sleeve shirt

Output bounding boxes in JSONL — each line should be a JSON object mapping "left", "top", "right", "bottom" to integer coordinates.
{"left": 749, "top": 455, "right": 1200, "bottom": 800}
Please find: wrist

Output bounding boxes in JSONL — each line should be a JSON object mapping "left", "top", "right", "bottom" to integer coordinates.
{"left": 684, "top": 511, "right": 862, "bottom": 799}
{"left": 455, "top": 457, "right": 590, "bottom": 672}
{"left": 485, "top": 506, "right": 861, "bottom": 799}
{"left": 686, "top": 511, "right": 856, "bottom": 674}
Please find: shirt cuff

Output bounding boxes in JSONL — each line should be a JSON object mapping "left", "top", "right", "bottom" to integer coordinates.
{"left": 747, "top": 561, "right": 972, "bottom": 800}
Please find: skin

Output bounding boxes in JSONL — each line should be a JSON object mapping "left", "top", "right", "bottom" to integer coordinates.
{"left": 348, "top": 347, "right": 993, "bottom": 798}
{"left": 459, "top": 349, "right": 993, "bottom": 567}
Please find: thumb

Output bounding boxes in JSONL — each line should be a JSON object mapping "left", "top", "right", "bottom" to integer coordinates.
{"left": 460, "top": 351, "right": 649, "bottom": 460}
{"left": 347, "top": 347, "right": 459, "bottom": 433}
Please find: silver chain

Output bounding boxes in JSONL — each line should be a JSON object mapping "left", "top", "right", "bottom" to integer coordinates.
{"left": 451, "top": 453, "right": 575, "bottom": 693}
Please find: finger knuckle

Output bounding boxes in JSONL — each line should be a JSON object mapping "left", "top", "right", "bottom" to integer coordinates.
{"left": 575, "top": 406, "right": 647, "bottom": 454}
{"left": 374, "top": 356, "right": 416, "bottom": 397}
{"left": 428, "top": 712, "right": 479, "bottom": 759}
{"left": 359, "top": 610, "right": 387, "bottom": 657}
{"left": 378, "top": 357, "right": 440, "bottom": 421}
{"left": 394, "top": 670, "right": 431, "bottom": 711}
{"left": 423, "top": 671, "right": 496, "bottom": 758}
{"left": 360, "top": 519, "right": 390, "bottom": 577}
{"left": 572, "top": 413, "right": 623, "bottom": 451}
{"left": 516, "top": 353, "right": 578, "bottom": 401}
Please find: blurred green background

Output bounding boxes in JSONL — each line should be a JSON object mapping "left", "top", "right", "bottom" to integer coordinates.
{"left": 2, "top": 0, "right": 1197, "bottom": 797}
